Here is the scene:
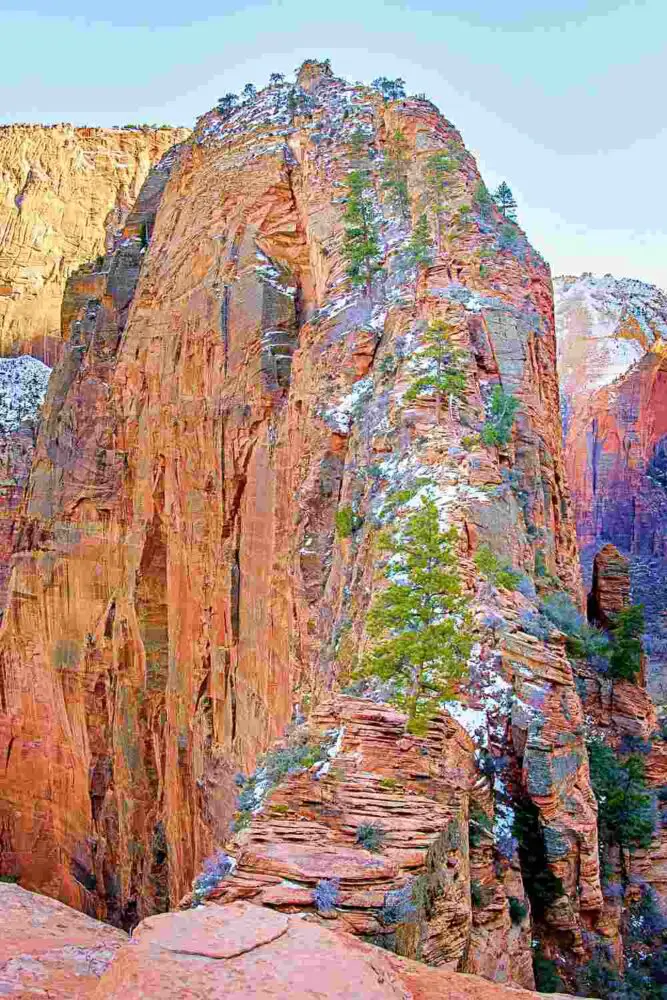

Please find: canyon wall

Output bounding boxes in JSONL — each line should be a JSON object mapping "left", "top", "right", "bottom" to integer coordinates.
{"left": 0, "top": 123, "right": 189, "bottom": 363}
{"left": 1, "top": 61, "right": 611, "bottom": 990}
{"left": 555, "top": 273, "right": 667, "bottom": 701}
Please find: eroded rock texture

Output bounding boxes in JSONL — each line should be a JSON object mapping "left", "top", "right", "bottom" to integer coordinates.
{"left": 183, "top": 696, "right": 534, "bottom": 986}
{"left": 0, "top": 881, "right": 127, "bottom": 998}
{"left": 0, "top": 124, "right": 189, "bottom": 363}
{"left": 555, "top": 273, "right": 667, "bottom": 698}
{"left": 1, "top": 64, "right": 594, "bottom": 990}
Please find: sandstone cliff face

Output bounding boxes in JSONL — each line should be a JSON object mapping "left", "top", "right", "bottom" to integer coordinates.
{"left": 0, "top": 124, "right": 189, "bottom": 363}
{"left": 2, "top": 62, "right": 596, "bottom": 989}
{"left": 554, "top": 273, "right": 667, "bottom": 700}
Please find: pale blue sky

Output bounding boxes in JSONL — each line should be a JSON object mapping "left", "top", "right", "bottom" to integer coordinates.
{"left": 2, "top": 1, "right": 665, "bottom": 287}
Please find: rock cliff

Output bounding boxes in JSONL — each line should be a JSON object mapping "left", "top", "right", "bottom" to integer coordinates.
{"left": 555, "top": 273, "right": 667, "bottom": 700}
{"left": 0, "top": 62, "right": 627, "bottom": 993}
{"left": 0, "top": 124, "right": 189, "bottom": 363}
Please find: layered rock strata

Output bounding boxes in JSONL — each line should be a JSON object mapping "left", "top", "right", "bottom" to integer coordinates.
{"left": 1, "top": 61, "right": 597, "bottom": 991}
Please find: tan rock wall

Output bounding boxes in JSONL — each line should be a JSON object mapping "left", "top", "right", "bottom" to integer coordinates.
{"left": 0, "top": 124, "right": 189, "bottom": 362}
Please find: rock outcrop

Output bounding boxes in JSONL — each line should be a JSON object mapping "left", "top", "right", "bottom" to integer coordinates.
{"left": 0, "top": 881, "right": 127, "bottom": 997}
{"left": 94, "top": 898, "right": 580, "bottom": 999}
{"left": 555, "top": 273, "right": 667, "bottom": 699}
{"left": 0, "top": 124, "right": 189, "bottom": 363}
{"left": 184, "top": 695, "right": 534, "bottom": 986}
{"left": 2, "top": 63, "right": 600, "bottom": 991}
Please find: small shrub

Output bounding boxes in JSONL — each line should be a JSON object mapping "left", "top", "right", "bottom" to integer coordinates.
{"left": 356, "top": 823, "right": 386, "bottom": 852}
{"left": 532, "top": 945, "right": 564, "bottom": 992}
{"left": 380, "top": 880, "right": 418, "bottom": 925}
{"left": 233, "top": 737, "right": 334, "bottom": 830}
{"left": 508, "top": 895, "right": 528, "bottom": 924}
{"left": 520, "top": 610, "right": 552, "bottom": 641}
{"left": 461, "top": 433, "right": 480, "bottom": 450}
{"left": 335, "top": 505, "right": 362, "bottom": 538}
{"left": 191, "top": 850, "right": 234, "bottom": 904}
{"left": 379, "top": 776, "right": 403, "bottom": 790}
{"left": 469, "top": 806, "right": 493, "bottom": 848}
{"left": 0, "top": 874, "right": 19, "bottom": 883}
{"left": 480, "top": 386, "right": 520, "bottom": 447}
{"left": 473, "top": 544, "right": 522, "bottom": 590}
{"left": 471, "top": 879, "right": 493, "bottom": 909}
{"left": 314, "top": 877, "right": 340, "bottom": 912}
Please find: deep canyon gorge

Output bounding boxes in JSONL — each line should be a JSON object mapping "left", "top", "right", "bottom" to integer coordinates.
{"left": 0, "top": 61, "right": 665, "bottom": 999}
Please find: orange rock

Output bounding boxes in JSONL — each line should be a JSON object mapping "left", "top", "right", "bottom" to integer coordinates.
{"left": 0, "top": 881, "right": 127, "bottom": 997}
{"left": 92, "top": 899, "right": 581, "bottom": 999}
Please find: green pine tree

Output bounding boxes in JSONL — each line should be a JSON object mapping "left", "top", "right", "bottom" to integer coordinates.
{"left": 404, "top": 320, "right": 468, "bottom": 421}
{"left": 608, "top": 604, "right": 644, "bottom": 681}
{"left": 424, "top": 150, "right": 458, "bottom": 251}
{"left": 493, "top": 181, "right": 517, "bottom": 222}
{"left": 355, "top": 496, "right": 472, "bottom": 734}
{"left": 381, "top": 129, "right": 410, "bottom": 223}
{"left": 343, "top": 169, "right": 383, "bottom": 298}
{"left": 587, "top": 737, "right": 655, "bottom": 880}
{"left": 405, "top": 213, "right": 434, "bottom": 296}
{"left": 480, "top": 386, "right": 520, "bottom": 447}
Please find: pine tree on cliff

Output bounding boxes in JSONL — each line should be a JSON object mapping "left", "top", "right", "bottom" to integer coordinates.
{"left": 404, "top": 320, "right": 467, "bottom": 421}
{"left": 381, "top": 129, "right": 410, "bottom": 223}
{"left": 493, "top": 181, "right": 517, "bottom": 222}
{"left": 405, "top": 213, "right": 434, "bottom": 297}
{"left": 355, "top": 496, "right": 472, "bottom": 735}
{"left": 343, "top": 169, "right": 383, "bottom": 297}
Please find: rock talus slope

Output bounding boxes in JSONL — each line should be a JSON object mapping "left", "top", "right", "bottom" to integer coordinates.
{"left": 0, "top": 124, "right": 189, "bottom": 363}
{"left": 2, "top": 61, "right": 598, "bottom": 988}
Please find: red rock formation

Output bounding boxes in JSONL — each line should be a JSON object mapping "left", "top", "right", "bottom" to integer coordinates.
{"left": 555, "top": 273, "right": 667, "bottom": 699}
{"left": 587, "top": 544, "right": 631, "bottom": 629}
{"left": 0, "top": 881, "right": 127, "bottom": 997}
{"left": 94, "top": 898, "right": 581, "bottom": 999}
{"left": 1, "top": 63, "right": 593, "bottom": 992}
{"left": 181, "top": 695, "right": 533, "bottom": 986}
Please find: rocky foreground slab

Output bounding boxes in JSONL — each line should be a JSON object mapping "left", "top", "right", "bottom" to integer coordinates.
{"left": 2, "top": 883, "right": 587, "bottom": 999}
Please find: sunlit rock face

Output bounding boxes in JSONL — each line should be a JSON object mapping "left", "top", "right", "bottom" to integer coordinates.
{"left": 0, "top": 124, "right": 189, "bottom": 364}
{"left": 0, "top": 355, "right": 51, "bottom": 609}
{"left": 1, "top": 63, "right": 601, "bottom": 990}
{"left": 555, "top": 273, "right": 667, "bottom": 697}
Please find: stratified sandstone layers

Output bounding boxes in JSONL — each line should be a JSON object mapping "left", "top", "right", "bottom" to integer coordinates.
{"left": 0, "top": 124, "right": 189, "bottom": 363}
{"left": 2, "top": 62, "right": 595, "bottom": 989}
{"left": 555, "top": 273, "right": 667, "bottom": 698}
